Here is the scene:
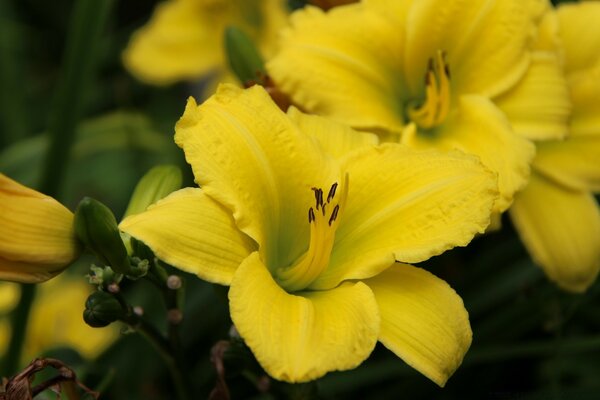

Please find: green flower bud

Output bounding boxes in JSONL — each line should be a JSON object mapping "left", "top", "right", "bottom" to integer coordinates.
{"left": 224, "top": 26, "right": 266, "bottom": 84}
{"left": 74, "top": 197, "right": 130, "bottom": 275}
{"left": 122, "top": 165, "right": 182, "bottom": 218}
{"left": 83, "top": 291, "right": 124, "bottom": 328}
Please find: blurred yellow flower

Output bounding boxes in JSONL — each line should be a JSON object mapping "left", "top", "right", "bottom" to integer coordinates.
{"left": 509, "top": 2, "right": 600, "bottom": 293}
{"left": 268, "top": 0, "right": 573, "bottom": 213}
{"left": 123, "top": 0, "right": 288, "bottom": 86}
{"left": 0, "top": 276, "right": 119, "bottom": 363}
{"left": 0, "top": 174, "right": 80, "bottom": 283}
{"left": 120, "top": 84, "right": 499, "bottom": 385}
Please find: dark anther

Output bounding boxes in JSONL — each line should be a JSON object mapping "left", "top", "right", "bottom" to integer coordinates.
{"left": 329, "top": 205, "right": 340, "bottom": 226}
{"left": 327, "top": 182, "right": 338, "bottom": 203}
{"left": 444, "top": 63, "right": 451, "bottom": 79}
{"left": 427, "top": 58, "right": 434, "bottom": 72}
{"left": 322, "top": 203, "right": 327, "bottom": 216}
{"left": 312, "top": 187, "right": 324, "bottom": 210}
{"left": 308, "top": 207, "right": 315, "bottom": 223}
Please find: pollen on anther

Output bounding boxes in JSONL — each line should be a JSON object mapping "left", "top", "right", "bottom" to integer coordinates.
{"left": 328, "top": 205, "right": 340, "bottom": 226}
{"left": 327, "top": 182, "right": 338, "bottom": 203}
{"left": 308, "top": 207, "right": 315, "bottom": 223}
{"left": 312, "top": 187, "right": 324, "bottom": 210}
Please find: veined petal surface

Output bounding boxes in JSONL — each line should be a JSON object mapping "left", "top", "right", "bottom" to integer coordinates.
{"left": 568, "top": 63, "right": 600, "bottom": 138}
{"left": 495, "top": 52, "right": 571, "bottom": 141}
{"left": 402, "top": 95, "right": 535, "bottom": 212}
{"left": 0, "top": 174, "right": 79, "bottom": 282}
{"left": 175, "top": 84, "right": 340, "bottom": 269}
{"left": 404, "top": 0, "right": 542, "bottom": 98}
{"left": 287, "top": 107, "right": 379, "bottom": 160}
{"left": 229, "top": 252, "right": 379, "bottom": 382}
{"left": 119, "top": 188, "right": 256, "bottom": 285}
{"left": 267, "top": 4, "right": 407, "bottom": 134}
{"left": 510, "top": 173, "right": 600, "bottom": 293}
{"left": 311, "top": 144, "right": 498, "bottom": 290}
{"left": 363, "top": 263, "right": 472, "bottom": 387}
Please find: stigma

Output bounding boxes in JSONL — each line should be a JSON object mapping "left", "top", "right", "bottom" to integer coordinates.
{"left": 276, "top": 175, "right": 348, "bottom": 292}
{"left": 406, "top": 50, "right": 451, "bottom": 130}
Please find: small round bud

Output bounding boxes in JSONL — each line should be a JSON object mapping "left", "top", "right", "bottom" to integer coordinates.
{"left": 166, "top": 275, "right": 182, "bottom": 290}
{"left": 107, "top": 282, "right": 120, "bottom": 294}
{"left": 133, "top": 306, "right": 144, "bottom": 317}
{"left": 167, "top": 309, "right": 183, "bottom": 325}
{"left": 83, "top": 291, "right": 124, "bottom": 328}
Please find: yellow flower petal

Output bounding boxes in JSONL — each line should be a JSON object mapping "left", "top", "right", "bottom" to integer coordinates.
{"left": 229, "top": 252, "right": 379, "bottom": 382}
{"left": 404, "top": 0, "right": 541, "bottom": 98}
{"left": 363, "top": 263, "right": 472, "bottom": 387}
{"left": 495, "top": 52, "right": 571, "bottom": 141}
{"left": 119, "top": 188, "right": 256, "bottom": 285}
{"left": 267, "top": 4, "right": 407, "bottom": 134}
{"left": 402, "top": 96, "right": 535, "bottom": 212}
{"left": 287, "top": 107, "right": 379, "bottom": 160}
{"left": 509, "top": 173, "right": 600, "bottom": 293}
{"left": 123, "top": 0, "right": 288, "bottom": 85}
{"left": 175, "top": 84, "right": 340, "bottom": 269}
{"left": 557, "top": 2, "right": 600, "bottom": 74}
{"left": 533, "top": 136, "right": 600, "bottom": 192}
{"left": 0, "top": 174, "right": 79, "bottom": 283}
{"left": 568, "top": 62, "right": 600, "bottom": 138}
{"left": 311, "top": 144, "right": 498, "bottom": 290}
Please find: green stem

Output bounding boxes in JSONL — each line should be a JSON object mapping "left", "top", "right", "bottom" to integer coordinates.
{"left": 120, "top": 313, "right": 190, "bottom": 400}
{"left": 39, "top": 0, "right": 114, "bottom": 197}
{"left": 0, "top": 284, "right": 36, "bottom": 376}
{"left": 0, "top": 0, "right": 114, "bottom": 379}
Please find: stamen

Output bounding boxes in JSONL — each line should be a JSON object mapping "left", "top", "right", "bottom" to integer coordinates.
{"left": 312, "top": 187, "right": 324, "bottom": 210}
{"left": 308, "top": 207, "right": 315, "bottom": 223}
{"left": 327, "top": 183, "right": 338, "bottom": 203}
{"left": 328, "top": 205, "right": 339, "bottom": 226}
{"left": 406, "top": 50, "right": 451, "bottom": 130}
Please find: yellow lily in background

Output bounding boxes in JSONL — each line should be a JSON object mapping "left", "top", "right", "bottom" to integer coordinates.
{"left": 509, "top": 2, "right": 600, "bottom": 293}
{"left": 0, "top": 276, "right": 119, "bottom": 363}
{"left": 268, "top": 0, "right": 572, "bottom": 213}
{"left": 120, "top": 84, "right": 500, "bottom": 384}
{"left": 123, "top": 0, "right": 288, "bottom": 86}
{"left": 0, "top": 174, "right": 80, "bottom": 283}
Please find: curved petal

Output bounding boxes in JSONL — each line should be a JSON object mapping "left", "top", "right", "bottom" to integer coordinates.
{"left": 175, "top": 84, "right": 340, "bottom": 270}
{"left": 122, "top": 0, "right": 288, "bottom": 85}
{"left": 267, "top": 4, "right": 407, "bottom": 134}
{"left": 119, "top": 188, "right": 256, "bottom": 285}
{"left": 509, "top": 173, "right": 600, "bottom": 293}
{"left": 495, "top": 52, "right": 571, "bottom": 141}
{"left": 404, "top": 0, "right": 542, "bottom": 98}
{"left": 403, "top": 95, "right": 535, "bottom": 212}
{"left": 122, "top": 0, "right": 226, "bottom": 85}
{"left": 0, "top": 174, "right": 79, "bottom": 282}
{"left": 533, "top": 136, "right": 600, "bottom": 192}
{"left": 287, "top": 107, "right": 379, "bottom": 160}
{"left": 311, "top": 144, "right": 498, "bottom": 290}
{"left": 557, "top": 2, "right": 600, "bottom": 74}
{"left": 363, "top": 263, "right": 472, "bottom": 387}
{"left": 568, "top": 62, "right": 600, "bottom": 138}
{"left": 229, "top": 252, "right": 379, "bottom": 383}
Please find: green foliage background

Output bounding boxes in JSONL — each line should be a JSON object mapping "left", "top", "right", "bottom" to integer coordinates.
{"left": 1, "top": 0, "right": 599, "bottom": 399}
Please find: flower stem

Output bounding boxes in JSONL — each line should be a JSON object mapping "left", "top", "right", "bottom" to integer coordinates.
{"left": 0, "top": 0, "right": 114, "bottom": 379}
{"left": 120, "top": 312, "right": 190, "bottom": 400}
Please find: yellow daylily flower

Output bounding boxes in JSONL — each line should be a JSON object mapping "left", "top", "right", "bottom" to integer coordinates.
{"left": 509, "top": 2, "right": 600, "bottom": 293}
{"left": 123, "top": 0, "right": 288, "bottom": 86}
{"left": 120, "top": 84, "right": 499, "bottom": 384}
{"left": 0, "top": 276, "right": 119, "bottom": 363}
{"left": 0, "top": 174, "right": 80, "bottom": 283}
{"left": 267, "top": 0, "right": 573, "bottom": 213}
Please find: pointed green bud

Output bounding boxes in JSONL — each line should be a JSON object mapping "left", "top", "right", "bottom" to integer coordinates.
{"left": 83, "top": 291, "right": 125, "bottom": 328}
{"left": 123, "top": 165, "right": 182, "bottom": 218}
{"left": 74, "top": 197, "right": 130, "bottom": 275}
{"left": 224, "top": 26, "right": 266, "bottom": 84}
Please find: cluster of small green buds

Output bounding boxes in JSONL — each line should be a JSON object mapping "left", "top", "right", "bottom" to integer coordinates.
{"left": 83, "top": 291, "right": 125, "bottom": 328}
